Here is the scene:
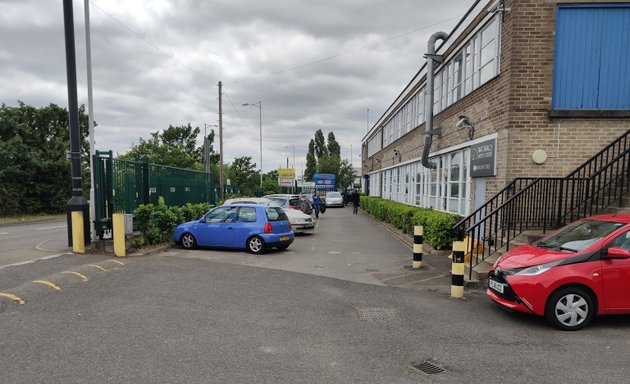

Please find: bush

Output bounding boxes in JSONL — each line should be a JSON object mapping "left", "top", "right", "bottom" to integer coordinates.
{"left": 362, "top": 196, "right": 461, "bottom": 250}
{"left": 133, "top": 198, "right": 213, "bottom": 245}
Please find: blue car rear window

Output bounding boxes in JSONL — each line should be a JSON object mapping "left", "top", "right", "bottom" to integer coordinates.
{"left": 265, "top": 207, "right": 288, "bottom": 221}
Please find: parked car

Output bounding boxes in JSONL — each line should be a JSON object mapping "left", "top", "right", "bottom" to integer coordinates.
{"left": 223, "top": 197, "right": 315, "bottom": 234}
{"left": 264, "top": 194, "right": 313, "bottom": 215}
{"left": 325, "top": 191, "right": 344, "bottom": 207}
{"left": 487, "top": 213, "right": 630, "bottom": 330}
{"left": 173, "top": 204, "right": 294, "bottom": 254}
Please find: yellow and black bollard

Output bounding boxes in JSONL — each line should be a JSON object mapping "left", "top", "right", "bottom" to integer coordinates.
{"left": 112, "top": 213, "right": 126, "bottom": 257}
{"left": 412, "top": 226, "right": 423, "bottom": 269}
{"left": 451, "top": 240, "right": 465, "bottom": 298}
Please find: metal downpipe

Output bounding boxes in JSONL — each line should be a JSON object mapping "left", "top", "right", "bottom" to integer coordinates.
{"left": 421, "top": 31, "right": 449, "bottom": 169}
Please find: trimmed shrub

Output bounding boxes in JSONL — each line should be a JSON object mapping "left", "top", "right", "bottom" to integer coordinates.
{"left": 134, "top": 198, "right": 213, "bottom": 245}
{"left": 362, "top": 196, "right": 461, "bottom": 249}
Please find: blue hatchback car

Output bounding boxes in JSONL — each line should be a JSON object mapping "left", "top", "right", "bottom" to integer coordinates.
{"left": 173, "top": 204, "right": 294, "bottom": 254}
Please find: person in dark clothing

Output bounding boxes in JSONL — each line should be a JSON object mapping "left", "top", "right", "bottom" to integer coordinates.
{"left": 312, "top": 191, "right": 321, "bottom": 219}
{"left": 352, "top": 192, "right": 360, "bottom": 214}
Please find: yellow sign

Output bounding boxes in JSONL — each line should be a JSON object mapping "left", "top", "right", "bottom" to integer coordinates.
{"left": 278, "top": 168, "right": 295, "bottom": 179}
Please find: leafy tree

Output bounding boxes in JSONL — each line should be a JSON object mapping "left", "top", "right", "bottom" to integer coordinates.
{"left": 304, "top": 139, "right": 317, "bottom": 181}
{"left": 337, "top": 158, "right": 355, "bottom": 190}
{"left": 313, "top": 129, "right": 328, "bottom": 160}
{"left": 0, "top": 102, "right": 90, "bottom": 216}
{"left": 225, "top": 156, "right": 258, "bottom": 192}
{"left": 327, "top": 132, "right": 341, "bottom": 158}
{"left": 302, "top": 129, "right": 355, "bottom": 189}
{"left": 120, "top": 123, "right": 218, "bottom": 170}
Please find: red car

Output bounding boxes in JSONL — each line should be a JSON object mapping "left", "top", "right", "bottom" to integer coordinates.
{"left": 487, "top": 213, "right": 630, "bottom": 330}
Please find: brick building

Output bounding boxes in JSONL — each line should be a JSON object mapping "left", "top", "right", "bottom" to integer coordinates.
{"left": 361, "top": 0, "right": 630, "bottom": 218}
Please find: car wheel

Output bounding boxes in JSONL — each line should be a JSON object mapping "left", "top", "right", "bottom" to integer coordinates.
{"left": 180, "top": 233, "right": 197, "bottom": 249}
{"left": 247, "top": 236, "right": 266, "bottom": 254}
{"left": 545, "top": 286, "right": 594, "bottom": 331}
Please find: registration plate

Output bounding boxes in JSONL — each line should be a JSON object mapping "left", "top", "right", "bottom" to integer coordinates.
{"left": 489, "top": 278, "right": 505, "bottom": 294}
{"left": 280, "top": 236, "right": 289, "bottom": 241}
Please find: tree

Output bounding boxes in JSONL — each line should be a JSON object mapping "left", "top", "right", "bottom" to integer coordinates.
{"left": 302, "top": 129, "right": 355, "bottom": 189}
{"left": 327, "top": 132, "right": 341, "bottom": 158}
{"left": 225, "top": 156, "right": 258, "bottom": 193}
{"left": 304, "top": 139, "right": 317, "bottom": 181}
{"left": 120, "top": 123, "right": 218, "bottom": 170}
{"left": 337, "top": 159, "right": 355, "bottom": 190}
{"left": 313, "top": 129, "right": 328, "bottom": 160}
{"left": 0, "top": 102, "right": 90, "bottom": 216}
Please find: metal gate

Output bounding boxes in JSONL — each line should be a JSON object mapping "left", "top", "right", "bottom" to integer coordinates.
{"left": 93, "top": 150, "right": 216, "bottom": 238}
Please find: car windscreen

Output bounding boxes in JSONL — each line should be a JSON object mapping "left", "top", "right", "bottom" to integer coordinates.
{"left": 534, "top": 219, "right": 625, "bottom": 252}
{"left": 265, "top": 207, "right": 288, "bottom": 221}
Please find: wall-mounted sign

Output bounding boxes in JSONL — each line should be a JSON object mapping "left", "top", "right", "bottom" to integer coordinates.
{"left": 470, "top": 138, "right": 496, "bottom": 178}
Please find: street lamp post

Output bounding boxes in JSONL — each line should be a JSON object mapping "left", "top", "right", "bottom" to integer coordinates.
{"left": 242, "top": 101, "right": 262, "bottom": 188}
{"left": 285, "top": 145, "right": 295, "bottom": 193}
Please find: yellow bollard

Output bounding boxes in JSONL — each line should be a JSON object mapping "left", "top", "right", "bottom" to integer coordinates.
{"left": 71, "top": 211, "right": 85, "bottom": 254}
{"left": 112, "top": 213, "right": 126, "bottom": 257}
{"left": 451, "top": 241, "right": 465, "bottom": 299}
{"left": 412, "top": 226, "right": 423, "bottom": 269}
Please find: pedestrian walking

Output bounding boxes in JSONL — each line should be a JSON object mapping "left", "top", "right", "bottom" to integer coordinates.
{"left": 352, "top": 192, "right": 360, "bottom": 214}
{"left": 312, "top": 191, "right": 321, "bottom": 219}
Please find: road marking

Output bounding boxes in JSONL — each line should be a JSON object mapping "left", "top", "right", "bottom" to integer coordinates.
{"left": 33, "top": 280, "right": 61, "bottom": 291}
{"left": 35, "top": 225, "right": 67, "bottom": 231}
{"left": 400, "top": 274, "right": 449, "bottom": 286}
{"left": 88, "top": 264, "right": 108, "bottom": 272}
{"left": 108, "top": 260, "right": 125, "bottom": 266}
{"left": 0, "top": 253, "right": 70, "bottom": 270}
{"left": 61, "top": 271, "right": 88, "bottom": 281}
{"left": 329, "top": 251, "right": 342, "bottom": 254}
{"left": 0, "top": 293, "right": 26, "bottom": 305}
{"left": 35, "top": 240, "right": 64, "bottom": 252}
{"left": 0, "top": 232, "right": 8, "bottom": 235}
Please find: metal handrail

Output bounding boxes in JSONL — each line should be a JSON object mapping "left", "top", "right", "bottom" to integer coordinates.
{"left": 456, "top": 129, "right": 630, "bottom": 279}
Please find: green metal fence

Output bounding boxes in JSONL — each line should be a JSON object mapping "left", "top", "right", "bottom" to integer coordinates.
{"left": 93, "top": 150, "right": 216, "bottom": 238}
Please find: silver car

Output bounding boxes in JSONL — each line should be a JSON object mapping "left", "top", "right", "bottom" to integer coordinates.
{"left": 324, "top": 191, "right": 344, "bottom": 207}
{"left": 223, "top": 197, "right": 315, "bottom": 234}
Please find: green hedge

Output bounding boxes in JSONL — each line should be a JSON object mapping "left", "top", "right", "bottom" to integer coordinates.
{"left": 361, "top": 196, "right": 461, "bottom": 250}
{"left": 134, "top": 197, "right": 213, "bottom": 245}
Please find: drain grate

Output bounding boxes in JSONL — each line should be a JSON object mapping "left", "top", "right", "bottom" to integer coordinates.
{"left": 356, "top": 306, "right": 400, "bottom": 322}
{"left": 409, "top": 360, "right": 445, "bottom": 375}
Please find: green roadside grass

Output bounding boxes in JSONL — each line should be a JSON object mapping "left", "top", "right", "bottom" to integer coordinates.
{"left": 0, "top": 214, "right": 66, "bottom": 226}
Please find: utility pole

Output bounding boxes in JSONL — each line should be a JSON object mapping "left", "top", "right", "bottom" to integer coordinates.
{"left": 84, "top": 0, "right": 96, "bottom": 242}
{"left": 218, "top": 81, "right": 224, "bottom": 201}
{"left": 63, "top": 0, "right": 89, "bottom": 251}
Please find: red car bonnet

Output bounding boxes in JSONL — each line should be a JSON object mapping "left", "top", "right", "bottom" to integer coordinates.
{"left": 497, "top": 244, "right": 574, "bottom": 269}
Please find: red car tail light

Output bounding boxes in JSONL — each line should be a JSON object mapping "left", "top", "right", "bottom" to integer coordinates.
{"left": 264, "top": 223, "right": 272, "bottom": 233}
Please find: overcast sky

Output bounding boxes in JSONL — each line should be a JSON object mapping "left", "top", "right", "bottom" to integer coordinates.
{"left": 0, "top": 0, "right": 472, "bottom": 174}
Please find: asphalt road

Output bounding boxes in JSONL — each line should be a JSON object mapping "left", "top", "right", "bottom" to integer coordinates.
{"left": 0, "top": 219, "right": 71, "bottom": 269}
{"left": 1, "top": 207, "right": 630, "bottom": 383}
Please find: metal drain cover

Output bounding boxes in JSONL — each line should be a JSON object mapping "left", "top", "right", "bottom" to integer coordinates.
{"left": 356, "top": 306, "right": 400, "bottom": 322}
{"left": 409, "top": 359, "right": 445, "bottom": 375}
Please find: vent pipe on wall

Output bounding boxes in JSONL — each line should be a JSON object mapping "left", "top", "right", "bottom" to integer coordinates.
{"left": 421, "top": 31, "right": 449, "bottom": 169}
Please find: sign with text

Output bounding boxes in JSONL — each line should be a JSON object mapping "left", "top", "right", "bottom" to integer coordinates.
{"left": 278, "top": 168, "right": 295, "bottom": 179}
{"left": 313, "top": 173, "right": 336, "bottom": 187}
{"left": 470, "top": 138, "right": 496, "bottom": 177}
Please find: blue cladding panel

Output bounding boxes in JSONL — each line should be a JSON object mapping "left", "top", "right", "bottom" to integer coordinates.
{"left": 552, "top": 4, "right": 630, "bottom": 110}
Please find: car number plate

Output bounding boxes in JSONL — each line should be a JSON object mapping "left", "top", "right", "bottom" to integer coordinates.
{"left": 280, "top": 236, "right": 289, "bottom": 241}
{"left": 489, "top": 279, "right": 505, "bottom": 294}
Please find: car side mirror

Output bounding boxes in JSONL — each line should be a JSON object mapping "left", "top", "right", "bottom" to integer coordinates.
{"left": 606, "top": 247, "right": 630, "bottom": 259}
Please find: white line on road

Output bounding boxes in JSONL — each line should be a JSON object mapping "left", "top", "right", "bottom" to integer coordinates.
{"left": 0, "top": 253, "right": 71, "bottom": 270}
{"left": 0, "top": 232, "right": 8, "bottom": 235}
{"left": 35, "top": 225, "right": 67, "bottom": 231}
